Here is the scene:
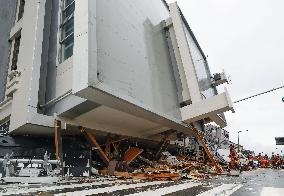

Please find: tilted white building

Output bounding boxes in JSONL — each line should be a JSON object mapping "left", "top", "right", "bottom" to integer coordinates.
{"left": 0, "top": 0, "right": 234, "bottom": 141}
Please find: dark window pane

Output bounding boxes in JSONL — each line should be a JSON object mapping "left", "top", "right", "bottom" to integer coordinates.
{"left": 18, "top": 0, "right": 25, "bottom": 20}
{"left": 63, "top": 35, "right": 74, "bottom": 60}
{"left": 0, "top": 121, "right": 10, "bottom": 137}
{"left": 65, "top": 0, "right": 74, "bottom": 8}
{"left": 61, "top": 0, "right": 75, "bottom": 62}
{"left": 11, "top": 35, "right": 21, "bottom": 71}
{"left": 62, "top": 2, "right": 75, "bottom": 22}
{"left": 62, "top": 18, "right": 74, "bottom": 39}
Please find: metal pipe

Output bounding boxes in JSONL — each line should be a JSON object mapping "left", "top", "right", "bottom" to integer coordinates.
{"left": 237, "top": 132, "right": 240, "bottom": 153}
{"left": 237, "top": 130, "right": 248, "bottom": 153}
{"left": 40, "top": 90, "right": 72, "bottom": 109}
{"left": 0, "top": 159, "right": 60, "bottom": 165}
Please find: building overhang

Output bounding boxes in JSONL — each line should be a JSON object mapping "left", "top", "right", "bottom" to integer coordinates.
{"left": 181, "top": 89, "right": 234, "bottom": 128}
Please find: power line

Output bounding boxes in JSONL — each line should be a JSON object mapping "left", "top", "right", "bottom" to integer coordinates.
{"left": 234, "top": 85, "right": 284, "bottom": 104}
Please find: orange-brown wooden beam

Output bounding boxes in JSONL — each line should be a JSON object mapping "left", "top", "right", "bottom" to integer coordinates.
{"left": 190, "top": 123, "right": 223, "bottom": 174}
{"left": 80, "top": 127, "right": 110, "bottom": 165}
{"left": 54, "top": 119, "right": 63, "bottom": 175}
{"left": 124, "top": 147, "right": 143, "bottom": 165}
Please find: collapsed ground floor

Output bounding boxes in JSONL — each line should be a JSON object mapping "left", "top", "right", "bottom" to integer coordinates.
{"left": 1, "top": 169, "right": 284, "bottom": 196}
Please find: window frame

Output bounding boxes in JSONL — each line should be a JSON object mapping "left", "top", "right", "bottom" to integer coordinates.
{"left": 59, "top": 0, "right": 75, "bottom": 62}
{"left": 17, "top": 0, "right": 25, "bottom": 21}
{"left": 0, "top": 120, "right": 10, "bottom": 137}
{"left": 11, "top": 34, "right": 21, "bottom": 71}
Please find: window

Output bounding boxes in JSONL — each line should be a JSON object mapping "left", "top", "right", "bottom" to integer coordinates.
{"left": 18, "top": 0, "right": 25, "bottom": 21}
{"left": 0, "top": 121, "right": 10, "bottom": 137}
{"left": 60, "top": 0, "right": 75, "bottom": 61}
{"left": 11, "top": 34, "right": 21, "bottom": 71}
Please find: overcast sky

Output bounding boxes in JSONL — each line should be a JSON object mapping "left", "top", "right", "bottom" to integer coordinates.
{"left": 167, "top": 0, "right": 284, "bottom": 155}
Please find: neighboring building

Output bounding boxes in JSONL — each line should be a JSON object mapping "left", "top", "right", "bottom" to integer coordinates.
{"left": 242, "top": 149, "right": 255, "bottom": 157}
{"left": 205, "top": 124, "right": 230, "bottom": 150}
{"left": 275, "top": 137, "right": 284, "bottom": 145}
{"left": 228, "top": 141, "right": 246, "bottom": 153}
{"left": 0, "top": 0, "right": 234, "bottom": 142}
{"left": 239, "top": 145, "right": 244, "bottom": 152}
{"left": 228, "top": 141, "right": 240, "bottom": 149}
{"left": 202, "top": 125, "right": 256, "bottom": 159}
{"left": 0, "top": 120, "right": 9, "bottom": 137}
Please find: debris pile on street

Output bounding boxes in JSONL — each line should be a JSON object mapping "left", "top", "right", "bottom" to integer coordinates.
{"left": 98, "top": 142, "right": 284, "bottom": 183}
{"left": 2, "top": 132, "right": 283, "bottom": 185}
{"left": 96, "top": 149, "right": 219, "bottom": 181}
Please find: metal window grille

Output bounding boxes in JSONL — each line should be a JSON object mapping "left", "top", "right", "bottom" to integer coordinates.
{"left": 60, "top": 0, "right": 75, "bottom": 62}
{"left": 18, "top": 0, "right": 25, "bottom": 21}
{"left": 0, "top": 121, "right": 10, "bottom": 137}
{"left": 11, "top": 34, "right": 21, "bottom": 71}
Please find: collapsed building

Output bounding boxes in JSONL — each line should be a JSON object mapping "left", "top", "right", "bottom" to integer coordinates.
{"left": 0, "top": 0, "right": 234, "bottom": 180}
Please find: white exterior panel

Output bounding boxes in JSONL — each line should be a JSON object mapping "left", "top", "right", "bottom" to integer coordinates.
{"left": 0, "top": 0, "right": 234, "bottom": 139}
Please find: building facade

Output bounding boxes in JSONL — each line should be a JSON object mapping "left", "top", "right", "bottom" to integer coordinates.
{"left": 0, "top": 0, "right": 17, "bottom": 102}
{"left": 0, "top": 0, "right": 234, "bottom": 141}
{"left": 205, "top": 124, "right": 230, "bottom": 150}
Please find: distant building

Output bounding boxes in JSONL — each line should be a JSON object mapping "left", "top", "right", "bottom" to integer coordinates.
{"left": 275, "top": 137, "right": 284, "bottom": 145}
{"left": 0, "top": 121, "right": 9, "bottom": 137}
{"left": 205, "top": 124, "right": 230, "bottom": 149}
{"left": 228, "top": 141, "right": 243, "bottom": 151}
{"left": 242, "top": 149, "right": 255, "bottom": 157}
{"left": 228, "top": 141, "right": 256, "bottom": 156}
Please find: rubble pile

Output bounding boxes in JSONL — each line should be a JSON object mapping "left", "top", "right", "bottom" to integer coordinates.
{"left": 97, "top": 150, "right": 218, "bottom": 181}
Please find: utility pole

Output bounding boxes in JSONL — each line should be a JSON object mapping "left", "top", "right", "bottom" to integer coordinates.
{"left": 238, "top": 130, "right": 248, "bottom": 153}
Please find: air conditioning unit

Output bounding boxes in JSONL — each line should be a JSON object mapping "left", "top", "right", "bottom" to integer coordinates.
{"left": 211, "top": 70, "right": 228, "bottom": 87}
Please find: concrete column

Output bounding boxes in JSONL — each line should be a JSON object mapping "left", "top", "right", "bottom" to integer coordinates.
{"left": 9, "top": 0, "right": 47, "bottom": 132}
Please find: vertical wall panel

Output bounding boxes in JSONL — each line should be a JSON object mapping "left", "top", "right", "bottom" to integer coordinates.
{"left": 183, "top": 25, "right": 217, "bottom": 100}
{"left": 96, "top": 0, "right": 181, "bottom": 119}
{"left": 0, "top": 0, "right": 17, "bottom": 102}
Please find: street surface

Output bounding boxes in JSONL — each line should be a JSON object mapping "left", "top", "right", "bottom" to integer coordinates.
{"left": 0, "top": 169, "right": 283, "bottom": 196}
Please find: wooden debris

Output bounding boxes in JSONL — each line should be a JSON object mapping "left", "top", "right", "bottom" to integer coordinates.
{"left": 124, "top": 147, "right": 144, "bottom": 165}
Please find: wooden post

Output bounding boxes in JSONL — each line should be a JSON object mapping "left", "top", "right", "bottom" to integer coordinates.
{"left": 54, "top": 119, "right": 63, "bottom": 176}
{"left": 79, "top": 127, "right": 110, "bottom": 165}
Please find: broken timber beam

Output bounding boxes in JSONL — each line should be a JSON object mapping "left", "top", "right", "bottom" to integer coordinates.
{"left": 155, "top": 133, "right": 172, "bottom": 160}
{"left": 190, "top": 123, "right": 223, "bottom": 174}
{"left": 80, "top": 128, "right": 110, "bottom": 165}
{"left": 54, "top": 119, "right": 63, "bottom": 176}
{"left": 124, "top": 147, "right": 143, "bottom": 164}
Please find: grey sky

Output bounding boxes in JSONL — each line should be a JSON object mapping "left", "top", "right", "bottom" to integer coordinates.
{"left": 167, "top": 0, "right": 284, "bottom": 155}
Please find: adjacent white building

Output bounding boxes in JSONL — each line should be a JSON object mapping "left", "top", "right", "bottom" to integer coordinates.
{"left": 205, "top": 124, "right": 230, "bottom": 150}
{"left": 0, "top": 0, "right": 234, "bottom": 141}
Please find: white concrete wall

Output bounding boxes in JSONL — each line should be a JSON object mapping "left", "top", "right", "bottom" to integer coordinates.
{"left": 0, "top": 0, "right": 17, "bottom": 102}
{"left": 0, "top": 0, "right": 234, "bottom": 139}
{"left": 9, "top": 0, "right": 50, "bottom": 132}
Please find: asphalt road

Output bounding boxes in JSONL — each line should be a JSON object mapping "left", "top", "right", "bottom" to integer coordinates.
{"left": 174, "top": 168, "right": 284, "bottom": 196}
{"left": 0, "top": 169, "right": 283, "bottom": 195}
{"left": 226, "top": 168, "right": 284, "bottom": 196}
